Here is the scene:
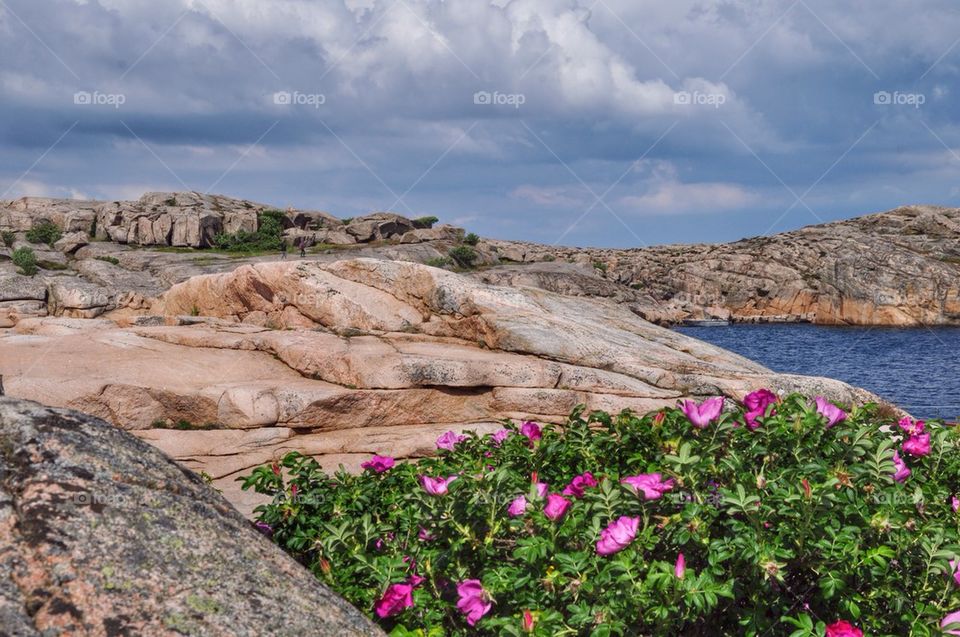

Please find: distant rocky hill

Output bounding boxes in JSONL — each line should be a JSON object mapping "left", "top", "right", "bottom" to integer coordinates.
{"left": 489, "top": 205, "right": 960, "bottom": 326}
{"left": 1, "top": 193, "right": 956, "bottom": 327}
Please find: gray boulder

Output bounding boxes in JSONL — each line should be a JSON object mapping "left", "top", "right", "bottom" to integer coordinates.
{"left": 0, "top": 397, "right": 383, "bottom": 636}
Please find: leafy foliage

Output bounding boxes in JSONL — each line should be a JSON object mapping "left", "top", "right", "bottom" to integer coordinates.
{"left": 448, "top": 245, "right": 478, "bottom": 268}
{"left": 414, "top": 216, "right": 440, "bottom": 229}
{"left": 212, "top": 209, "right": 285, "bottom": 252}
{"left": 25, "top": 220, "right": 62, "bottom": 246}
{"left": 463, "top": 232, "right": 480, "bottom": 246}
{"left": 425, "top": 256, "right": 452, "bottom": 268}
{"left": 1, "top": 231, "right": 14, "bottom": 247}
{"left": 12, "top": 247, "right": 38, "bottom": 275}
{"left": 241, "top": 396, "right": 960, "bottom": 635}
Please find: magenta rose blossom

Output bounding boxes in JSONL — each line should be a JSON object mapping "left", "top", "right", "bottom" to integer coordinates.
{"left": 535, "top": 481, "right": 549, "bottom": 498}
{"left": 507, "top": 495, "right": 527, "bottom": 517}
{"left": 943, "top": 611, "right": 960, "bottom": 636}
{"left": 953, "top": 496, "right": 960, "bottom": 513}
{"left": 420, "top": 475, "right": 457, "bottom": 496}
{"left": 675, "top": 553, "right": 686, "bottom": 579}
{"left": 436, "top": 430, "right": 465, "bottom": 451}
{"left": 374, "top": 583, "right": 414, "bottom": 618}
{"left": 825, "top": 620, "right": 863, "bottom": 637}
{"left": 418, "top": 527, "right": 434, "bottom": 542}
{"left": 902, "top": 432, "right": 931, "bottom": 456}
{"left": 543, "top": 494, "right": 571, "bottom": 521}
{"left": 621, "top": 473, "right": 676, "bottom": 500}
{"left": 562, "top": 472, "right": 599, "bottom": 499}
{"left": 456, "top": 580, "right": 492, "bottom": 626}
{"left": 361, "top": 455, "right": 395, "bottom": 473}
{"left": 898, "top": 416, "right": 925, "bottom": 435}
{"left": 743, "top": 389, "right": 778, "bottom": 430}
{"left": 892, "top": 450, "right": 911, "bottom": 483}
{"left": 596, "top": 516, "right": 640, "bottom": 556}
{"left": 814, "top": 396, "right": 847, "bottom": 428}
{"left": 491, "top": 429, "right": 511, "bottom": 445}
{"left": 520, "top": 421, "right": 542, "bottom": 442}
{"left": 680, "top": 397, "right": 724, "bottom": 428}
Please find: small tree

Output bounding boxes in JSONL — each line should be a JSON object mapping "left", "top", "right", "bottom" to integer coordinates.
{"left": 463, "top": 232, "right": 480, "bottom": 246}
{"left": 12, "top": 247, "right": 38, "bottom": 275}
{"left": 413, "top": 216, "right": 440, "bottom": 229}
{"left": 448, "top": 245, "right": 478, "bottom": 268}
{"left": 26, "top": 220, "right": 62, "bottom": 247}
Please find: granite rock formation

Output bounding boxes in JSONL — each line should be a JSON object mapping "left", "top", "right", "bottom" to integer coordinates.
{"left": 486, "top": 205, "right": 960, "bottom": 326}
{"left": 0, "top": 397, "right": 382, "bottom": 636}
{"left": 1, "top": 259, "right": 886, "bottom": 515}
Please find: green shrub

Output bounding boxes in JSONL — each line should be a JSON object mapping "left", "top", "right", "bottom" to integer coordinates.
{"left": 25, "top": 220, "right": 62, "bottom": 247}
{"left": 95, "top": 255, "right": 121, "bottom": 265}
{"left": 463, "top": 232, "right": 480, "bottom": 246}
{"left": 12, "top": 247, "right": 38, "bottom": 275}
{"left": 448, "top": 246, "right": 478, "bottom": 268}
{"left": 593, "top": 260, "right": 608, "bottom": 273}
{"left": 212, "top": 209, "right": 285, "bottom": 252}
{"left": 1, "top": 231, "right": 14, "bottom": 247}
{"left": 425, "top": 256, "right": 452, "bottom": 268}
{"left": 414, "top": 216, "right": 440, "bottom": 229}
{"left": 242, "top": 394, "right": 960, "bottom": 635}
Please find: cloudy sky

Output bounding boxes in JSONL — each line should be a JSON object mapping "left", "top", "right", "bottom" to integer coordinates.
{"left": 1, "top": 0, "right": 959, "bottom": 247}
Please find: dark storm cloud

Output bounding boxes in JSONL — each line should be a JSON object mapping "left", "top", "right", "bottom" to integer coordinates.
{"left": 1, "top": 0, "right": 959, "bottom": 246}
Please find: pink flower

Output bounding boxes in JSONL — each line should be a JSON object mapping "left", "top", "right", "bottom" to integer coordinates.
{"left": 743, "top": 389, "right": 778, "bottom": 429}
{"left": 562, "top": 471, "right": 599, "bottom": 499}
{"left": 508, "top": 495, "right": 527, "bottom": 517}
{"left": 675, "top": 553, "right": 686, "bottom": 579}
{"left": 953, "top": 496, "right": 959, "bottom": 513}
{"left": 535, "top": 482, "right": 549, "bottom": 498}
{"left": 374, "top": 583, "right": 414, "bottom": 618}
{"left": 814, "top": 396, "right": 847, "bottom": 428}
{"left": 418, "top": 527, "right": 434, "bottom": 542}
{"left": 491, "top": 429, "right": 511, "bottom": 445}
{"left": 892, "top": 450, "right": 911, "bottom": 483}
{"left": 902, "top": 432, "right": 931, "bottom": 456}
{"left": 680, "top": 397, "right": 724, "bottom": 428}
{"left": 520, "top": 421, "right": 542, "bottom": 442}
{"left": 420, "top": 475, "right": 457, "bottom": 496}
{"left": 898, "top": 417, "right": 925, "bottom": 435}
{"left": 943, "top": 611, "right": 960, "bottom": 636}
{"left": 522, "top": 609, "right": 536, "bottom": 632}
{"left": 456, "top": 580, "right": 492, "bottom": 627}
{"left": 543, "top": 494, "right": 571, "bottom": 521}
{"left": 596, "top": 516, "right": 639, "bottom": 556}
{"left": 407, "top": 573, "right": 425, "bottom": 588}
{"left": 621, "top": 473, "right": 676, "bottom": 500}
{"left": 825, "top": 620, "right": 863, "bottom": 637}
{"left": 436, "top": 430, "right": 465, "bottom": 451}
{"left": 950, "top": 559, "right": 960, "bottom": 587}
{"left": 361, "top": 455, "right": 395, "bottom": 473}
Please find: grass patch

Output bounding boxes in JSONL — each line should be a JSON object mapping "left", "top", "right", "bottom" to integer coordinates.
{"left": 12, "top": 247, "right": 37, "bottom": 275}
{"left": 95, "top": 255, "right": 121, "bottom": 265}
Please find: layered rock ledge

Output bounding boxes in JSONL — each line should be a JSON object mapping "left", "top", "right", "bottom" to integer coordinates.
{"left": 1, "top": 258, "right": 885, "bottom": 515}
{"left": 0, "top": 397, "right": 381, "bottom": 636}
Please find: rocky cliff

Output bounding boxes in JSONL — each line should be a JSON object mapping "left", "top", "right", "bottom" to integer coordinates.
{"left": 2, "top": 193, "right": 957, "bottom": 327}
{"left": 488, "top": 205, "right": 960, "bottom": 326}
{"left": 0, "top": 397, "right": 381, "bottom": 636}
{"left": 1, "top": 259, "right": 886, "bottom": 515}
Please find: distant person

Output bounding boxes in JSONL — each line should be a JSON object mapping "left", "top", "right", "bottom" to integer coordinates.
{"left": 280, "top": 240, "right": 287, "bottom": 260}
{"left": 299, "top": 237, "right": 307, "bottom": 258}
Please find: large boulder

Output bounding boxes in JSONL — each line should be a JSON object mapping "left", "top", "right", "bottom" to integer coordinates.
{"left": 0, "top": 397, "right": 382, "bottom": 636}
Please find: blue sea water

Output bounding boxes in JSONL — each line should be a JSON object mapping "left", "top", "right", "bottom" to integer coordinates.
{"left": 674, "top": 324, "right": 960, "bottom": 421}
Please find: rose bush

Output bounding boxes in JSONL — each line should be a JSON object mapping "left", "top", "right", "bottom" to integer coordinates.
{"left": 240, "top": 393, "right": 960, "bottom": 635}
